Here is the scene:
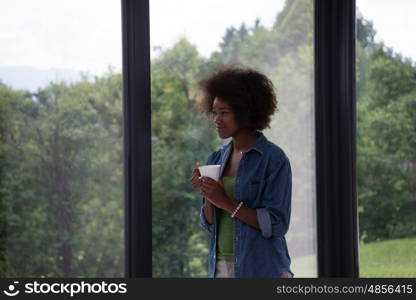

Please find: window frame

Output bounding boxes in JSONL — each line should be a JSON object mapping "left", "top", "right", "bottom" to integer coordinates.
{"left": 315, "top": 0, "right": 359, "bottom": 277}
{"left": 122, "top": 0, "right": 358, "bottom": 278}
{"left": 122, "top": 0, "right": 152, "bottom": 277}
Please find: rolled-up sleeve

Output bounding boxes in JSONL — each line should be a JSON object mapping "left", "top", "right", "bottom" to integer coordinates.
{"left": 256, "top": 156, "right": 292, "bottom": 238}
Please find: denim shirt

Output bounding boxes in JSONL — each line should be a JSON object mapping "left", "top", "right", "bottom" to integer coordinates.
{"left": 199, "top": 131, "right": 292, "bottom": 278}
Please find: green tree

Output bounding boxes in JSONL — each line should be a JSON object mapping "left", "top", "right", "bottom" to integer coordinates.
{"left": 151, "top": 38, "right": 219, "bottom": 277}
{"left": 357, "top": 47, "right": 416, "bottom": 242}
{"left": 0, "top": 71, "right": 124, "bottom": 277}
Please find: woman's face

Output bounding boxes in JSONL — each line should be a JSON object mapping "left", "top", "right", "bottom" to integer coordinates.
{"left": 212, "top": 97, "right": 240, "bottom": 139}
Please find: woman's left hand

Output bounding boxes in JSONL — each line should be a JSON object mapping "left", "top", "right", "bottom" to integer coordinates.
{"left": 199, "top": 176, "right": 232, "bottom": 210}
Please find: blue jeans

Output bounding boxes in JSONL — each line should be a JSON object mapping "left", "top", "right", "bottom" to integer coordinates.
{"left": 214, "top": 260, "right": 294, "bottom": 278}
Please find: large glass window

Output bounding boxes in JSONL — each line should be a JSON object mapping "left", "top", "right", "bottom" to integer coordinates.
{"left": 356, "top": 0, "right": 416, "bottom": 278}
{"left": 150, "top": 0, "right": 316, "bottom": 277}
{"left": 0, "top": 0, "right": 124, "bottom": 276}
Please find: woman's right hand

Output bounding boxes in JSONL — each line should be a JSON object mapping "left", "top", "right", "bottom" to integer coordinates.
{"left": 190, "top": 163, "right": 203, "bottom": 191}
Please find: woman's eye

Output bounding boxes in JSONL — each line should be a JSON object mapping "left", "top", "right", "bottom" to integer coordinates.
{"left": 211, "top": 111, "right": 229, "bottom": 116}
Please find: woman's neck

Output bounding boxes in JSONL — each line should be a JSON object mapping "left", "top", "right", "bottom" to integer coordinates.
{"left": 232, "top": 130, "right": 258, "bottom": 153}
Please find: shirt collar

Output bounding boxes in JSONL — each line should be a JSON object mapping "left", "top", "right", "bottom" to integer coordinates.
{"left": 221, "top": 131, "right": 267, "bottom": 155}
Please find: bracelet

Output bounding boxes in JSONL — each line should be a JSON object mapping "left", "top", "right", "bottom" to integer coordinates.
{"left": 231, "top": 202, "right": 243, "bottom": 218}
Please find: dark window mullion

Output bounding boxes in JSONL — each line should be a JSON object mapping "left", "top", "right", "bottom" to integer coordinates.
{"left": 122, "top": 0, "right": 152, "bottom": 278}
{"left": 315, "top": 0, "right": 359, "bottom": 277}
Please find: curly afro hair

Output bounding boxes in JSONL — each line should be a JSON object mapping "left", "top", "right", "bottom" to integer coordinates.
{"left": 197, "top": 65, "right": 278, "bottom": 131}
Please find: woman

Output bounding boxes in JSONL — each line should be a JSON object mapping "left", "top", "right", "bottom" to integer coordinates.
{"left": 190, "top": 66, "right": 294, "bottom": 278}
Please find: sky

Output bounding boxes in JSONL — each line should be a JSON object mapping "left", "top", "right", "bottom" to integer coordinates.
{"left": 357, "top": 0, "right": 416, "bottom": 61}
{"left": 149, "top": 0, "right": 284, "bottom": 58}
{"left": 0, "top": 0, "right": 122, "bottom": 75}
{"left": 0, "top": 0, "right": 416, "bottom": 76}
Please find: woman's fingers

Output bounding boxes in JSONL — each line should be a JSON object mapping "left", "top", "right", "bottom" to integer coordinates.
{"left": 190, "top": 172, "right": 204, "bottom": 191}
{"left": 191, "top": 173, "right": 198, "bottom": 181}
{"left": 200, "top": 176, "right": 216, "bottom": 184}
{"left": 192, "top": 177, "right": 202, "bottom": 187}
{"left": 190, "top": 168, "right": 201, "bottom": 182}
{"left": 191, "top": 170, "right": 201, "bottom": 180}
{"left": 200, "top": 177, "right": 215, "bottom": 192}
{"left": 200, "top": 178, "right": 214, "bottom": 192}
{"left": 190, "top": 163, "right": 202, "bottom": 183}
{"left": 192, "top": 169, "right": 200, "bottom": 177}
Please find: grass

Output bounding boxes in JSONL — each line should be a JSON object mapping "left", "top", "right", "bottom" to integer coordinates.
{"left": 290, "top": 237, "right": 416, "bottom": 278}
{"left": 359, "top": 236, "right": 416, "bottom": 277}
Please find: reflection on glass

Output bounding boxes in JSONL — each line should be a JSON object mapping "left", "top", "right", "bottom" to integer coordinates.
{"left": 0, "top": 1, "right": 123, "bottom": 276}
{"left": 357, "top": 1, "right": 416, "bottom": 278}
{"left": 151, "top": 0, "right": 316, "bottom": 277}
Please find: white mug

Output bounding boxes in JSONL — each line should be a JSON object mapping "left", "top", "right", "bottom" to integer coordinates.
{"left": 198, "top": 164, "right": 221, "bottom": 181}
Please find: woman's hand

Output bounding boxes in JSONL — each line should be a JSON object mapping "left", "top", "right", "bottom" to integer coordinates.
{"left": 190, "top": 163, "right": 203, "bottom": 191}
{"left": 200, "top": 176, "right": 233, "bottom": 211}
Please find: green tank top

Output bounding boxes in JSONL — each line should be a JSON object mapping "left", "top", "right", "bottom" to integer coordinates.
{"left": 217, "top": 176, "right": 235, "bottom": 261}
